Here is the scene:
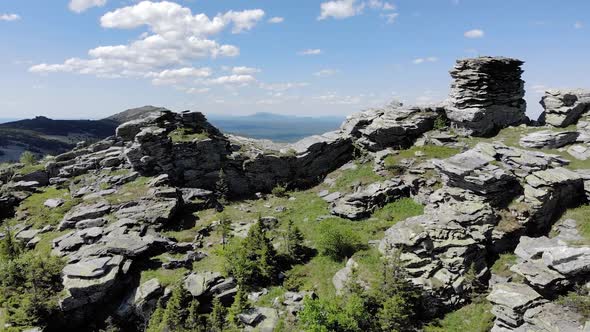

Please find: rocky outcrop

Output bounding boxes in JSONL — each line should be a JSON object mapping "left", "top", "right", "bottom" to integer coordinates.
{"left": 330, "top": 179, "right": 411, "bottom": 220}
{"left": 538, "top": 89, "right": 590, "bottom": 127}
{"left": 519, "top": 130, "right": 579, "bottom": 149}
{"left": 446, "top": 57, "right": 527, "bottom": 136}
{"left": 339, "top": 101, "right": 442, "bottom": 151}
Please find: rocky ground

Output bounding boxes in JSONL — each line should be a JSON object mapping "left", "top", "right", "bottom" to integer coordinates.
{"left": 1, "top": 56, "right": 589, "bottom": 332}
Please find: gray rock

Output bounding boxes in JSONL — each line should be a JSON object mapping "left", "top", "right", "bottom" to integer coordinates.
{"left": 539, "top": 89, "right": 590, "bottom": 127}
{"left": 519, "top": 130, "right": 579, "bottom": 149}
{"left": 44, "top": 198, "right": 65, "bottom": 208}
{"left": 61, "top": 202, "right": 111, "bottom": 230}
{"left": 116, "top": 278, "right": 164, "bottom": 319}
{"left": 183, "top": 272, "right": 223, "bottom": 297}
{"left": 446, "top": 57, "right": 527, "bottom": 136}
{"left": 509, "top": 261, "right": 568, "bottom": 291}
{"left": 567, "top": 144, "right": 590, "bottom": 160}
{"left": 487, "top": 283, "right": 545, "bottom": 328}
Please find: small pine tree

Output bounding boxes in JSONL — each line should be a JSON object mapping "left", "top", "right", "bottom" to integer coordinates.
{"left": 228, "top": 287, "right": 250, "bottom": 327}
{"left": 209, "top": 297, "right": 227, "bottom": 332}
{"left": 244, "top": 220, "right": 278, "bottom": 283}
{"left": 146, "top": 299, "right": 165, "bottom": 332}
{"left": 215, "top": 169, "right": 229, "bottom": 204}
{"left": 185, "top": 298, "right": 201, "bottom": 331}
{"left": 218, "top": 213, "right": 232, "bottom": 249}
{"left": 162, "top": 285, "right": 187, "bottom": 330}
{"left": 0, "top": 226, "right": 22, "bottom": 261}
{"left": 19, "top": 151, "right": 37, "bottom": 166}
{"left": 284, "top": 219, "right": 306, "bottom": 263}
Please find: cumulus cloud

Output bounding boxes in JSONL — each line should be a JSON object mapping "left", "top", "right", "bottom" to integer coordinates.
{"left": 575, "top": 21, "right": 584, "bottom": 29}
{"left": 318, "top": 0, "right": 398, "bottom": 22}
{"left": 412, "top": 56, "right": 438, "bottom": 64}
{"left": 268, "top": 16, "right": 284, "bottom": 23}
{"left": 229, "top": 66, "right": 261, "bottom": 75}
{"left": 147, "top": 67, "right": 212, "bottom": 85}
{"left": 69, "top": 0, "right": 107, "bottom": 13}
{"left": 260, "top": 82, "right": 309, "bottom": 92}
{"left": 464, "top": 29, "right": 485, "bottom": 38}
{"left": 0, "top": 13, "right": 20, "bottom": 21}
{"left": 30, "top": 1, "right": 265, "bottom": 80}
{"left": 298, "top": 49, "right": 322, "bottom": 55}
{"left": 206, "top": 74, "right": 256, "bottom": 85}
{"left": 318, "top": 0, "right": 362, "bottom": 20}
{"left": 314, "top": 69, "right": 339, "bottom": 77}
{"left": 315, "top": 92, "right": 362, "bottom": 105}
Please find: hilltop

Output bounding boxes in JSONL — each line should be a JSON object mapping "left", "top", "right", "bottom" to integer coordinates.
{"left": 0, "top": 57, "right": 589, "bottom": 332}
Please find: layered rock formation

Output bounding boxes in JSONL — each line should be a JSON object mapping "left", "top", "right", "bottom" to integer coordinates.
{"left": 539, "top": 89, "right": 590, "bottom": 127}
{"left": 446, "top": 57, "right": 527, "bottom": 136}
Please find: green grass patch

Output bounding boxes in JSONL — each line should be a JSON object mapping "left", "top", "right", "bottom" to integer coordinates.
{"left": 490, "top": 253, "right": 518, "bottom": 277}
{"left": 14, "top": 187, "right": 80, "bottom": 228}
{"left": 140, "top": 254, "right": 189, "bottom": 287}
{"left": 16, "top": 163, "right": 45, "bottom": 175}
{"left": 557, "top": 290, "right": 590, "bottom": 320}
{"left": 168, "top": 127, "right": 209, "bottom": 143}
{"left": 331, "top": 162, "right": 383, "bottom": 193}
{"left": 558, "top": 205, "right": 590, "bottom": 244}
{"left": 383, "top": 145, "right": 461, "bottom": 170}
{"left": 103, "top": 176, "right": 151, "bottom": 205}
{"left": 424, "top": 297, "right": 494, "bottom": 332}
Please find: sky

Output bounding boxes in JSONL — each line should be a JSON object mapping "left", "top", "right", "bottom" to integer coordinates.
{"left": 0, "top": 0, "right": 589, "bottom": 120}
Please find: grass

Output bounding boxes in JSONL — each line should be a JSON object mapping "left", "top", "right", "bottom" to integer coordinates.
{"left": 140, "top": 254, "right": 190, "bottom": 287}
{"left": 13, "top": 186, "right": 80, "bottom": 228}
{"left": 557, "top": 289, "right": 590, "bottom": 320}
{"left": 490, "top": 253, "right": 518, "bottom": 277}
{"left": 558, "top": 204, "right": 590, "bottom": 244}
{"left": 103, "top": 176, "right": 151, "bottom": 205}
{"left": 331, "top": 162, "right": 383, "bottom": 193}
{"left": 383, "top": 145, "right": 461, "bottom": 171}
{"left": 168, "top": 127, "right": 209, "bottom": 143}
{"left": 17, "top": 163, "right": 46, "bottom": 175}
{"left": 423, "top": 297, "right": 494, "bottom": 332}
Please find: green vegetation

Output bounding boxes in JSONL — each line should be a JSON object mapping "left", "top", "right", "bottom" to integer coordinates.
{"left": 332, "top": 162, "right": 383, "bottom": 193}
{"left": 424, "top": 297, "right": 494, "bottom": 332}
{"left": 383, "top": 145, "right": 461, "bottom": 172}
{"left": 12, "top": 187, "right": 80, "bottom": 228}
{"left": 272, "top": 183, "right": 288, "bottom": 197}
{"left": 103, "top": 176, "right": 151, "bottom": 205}
{"left": 0, "top": 233, "right": 65, "bottom": 329}
{"left": 146, "top": 285, "right": 208, "bottom": 332}
{"left": 283, "top": 219, "right": 307, "bottom": 263}
{"left": 490, "top": 253, "right": 518, "bottom": 277}
{"left": 558, "top": 205, "right": 590, "bottom": 243}
{"left": 433, "top": 115, "right": 449, "bottom": 130}
{"left": 298, "top": 254, "right": 422, "bottom": 332}
{"left": 168, "top": 127, "right": 209, "bottom": 143}
{"left": 215, "top": 169, "right": 229, "bottom": 203}
{"left": 19, "top": 151, "right": 37, "bottom": 166}
{"left": 557, "top": 288, "right": 590, "bottom": 320}
{"left": 317, "top": 220, "right": 364, "bottom": 261}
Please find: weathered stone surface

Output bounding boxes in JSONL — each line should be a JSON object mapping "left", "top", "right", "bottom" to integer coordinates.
{"left": 183, "top": 272, "right": 224, "bottom": 297}
{"left": 521, "top": 302, "right": 588, "bottom": 332}
{"left": 331, "top": 179, "right": 410, "bottom": 220}
{"left": 519, "top": 130, "right": 579, "bottom": 149}
{"left": 539, "top": 89, "right": 590, "bottom": 127}
{"left": 116, "top": 278, "right": 164, "bottom": 320}
{"left": 340, "top": 101, "right": 441, "bottom": 151}
{"left": 44, "top": 198, "right": 65, "bottom": 208}
{"left": 332, "top": 258, "right": 362, "bottom": 295}
{"left": 446, "top": 57, "right": 527, "bottom": 136}
{"left": 567, "top": 143, "right": 590, "bottom": 160}
{"left": 509, "top": 261, "right": 568, "bottom": 291}
{"left": 60, "top": 201, "right": 111, "bottom": 230}
{"left": 487, "top": 283, "right": 545, "bottom": 329}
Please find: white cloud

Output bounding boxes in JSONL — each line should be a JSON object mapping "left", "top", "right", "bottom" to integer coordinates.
{"left": 148, "top": 67, "right": 212, "bottom": 85}
{"left": 318, "top": 0, "right": 398, "bottom": 22}
{"left": 298, "top": 49, "right": 322, "bottom": 55}
{"left": 382, "top": 12, "right": 399, "bottom": 24}
{"left": 30, "top": 1, "right": 265, "bottom": 79}
{"left": 206, "top": 74, "right": 256, "bottom": 85}
{"left": 260, "top": 82, "right": 309, "bottom": 92}
{"left": 0, "top": 13, "right": 20, "bottom": 21}
{"left": 315, "top": 92, "right": 362, "bottom": 105}
{"left": 268, "top": 16, "right": 284, "bottom": 24}
{"left": 464, "top": 29, "right": 485, "bottom": 38}
{"left": 186, "top": 87, "right": 211, "bottom": 94}
{"left": 575, "top": 21, "right": 584, "bottom": 29}
{"left": 69, "top": 0, "right": 107, "bottom": 13}
{"left": 530, "top": 84, "right": 547, "bottom": 94}
{"left": 318, "top": 0, "right": 362, "bottom": 20}
{"left": 412, "top": 56, "right": 438, "bottom": 64}
{"left": 230, "top": 66, "right": 261, "bottom": 75}
{"left": 314, "top": 69, "right": 339, "bottom": 77}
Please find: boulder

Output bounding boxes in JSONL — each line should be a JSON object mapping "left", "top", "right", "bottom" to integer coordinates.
{"left": 44, "top": 198, "right": 65, "bottom": 208}
{"left": 567, "top": 144, "right": 590, "bottom": 160}
{"left": 538, "top": 89, "right": 590, "bottom": 127}
{"left": 487, "top": 283, "right": 545, "bottom": 329}
{"left": 183, "top": 272, "right": 224, "bottom": 297}
{"left": 116, "top": 278, "right": 164, "bottom": 320}
{"left": 519, "top": 130, "right": 579, "bottom": 149}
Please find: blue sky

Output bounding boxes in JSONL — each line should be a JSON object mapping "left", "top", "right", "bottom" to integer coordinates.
{"left": 0, "top": 0, "right": 589, "bottom": 119}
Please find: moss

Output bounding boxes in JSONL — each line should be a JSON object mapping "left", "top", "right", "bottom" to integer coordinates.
{"left": 168, "top": 127, "right": 209, "bottom": 143}
{"left": 15, "top": 187, "right": 80, "bottom": 228}
{"left": 423, "top": 297, "right": 494, "bottom": 332}
{"left": 491, "top": 253, "right": 518, "bottom": 277}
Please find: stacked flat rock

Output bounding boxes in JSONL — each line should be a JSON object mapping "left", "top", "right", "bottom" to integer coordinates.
{"left": 447, "top": 57, "right": 527, "bottom": 136}
{"left": 539, "top": 89, "right": 590, "bottom": 127}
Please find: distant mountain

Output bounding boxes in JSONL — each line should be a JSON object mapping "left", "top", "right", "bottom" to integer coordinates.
{"left": 0, "top": 118, "right": 19, "bottom": 124}
{"left": 0, "top": 106, "right": 164, "bottom": 162}
{"left": 209, "top": 112, "right": 344, "bottom": 142}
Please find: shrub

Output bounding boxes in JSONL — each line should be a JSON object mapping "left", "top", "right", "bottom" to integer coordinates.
{"left": 317, "top": 221, "right": 363, "bottom": 261}
{"left": 19, "top": 151, "right": 37, "bottom": 166}
{"left": 433, "top": 115, "right": 448, "bottom": 130}
{"left": 272, "top": 184, "right": 288, "bottom": 197}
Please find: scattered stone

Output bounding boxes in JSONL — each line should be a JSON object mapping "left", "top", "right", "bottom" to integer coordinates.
{"left": 539, "top": 89, "right": 590, "bottom": 127}
{"left": 519, "top": 130, "right": 579, "bottom": 149}
{"left": 44, "top": 198, "right": 65, "bottom": 208}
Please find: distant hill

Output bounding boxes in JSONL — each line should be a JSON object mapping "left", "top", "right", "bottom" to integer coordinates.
{"left": 0, "top": 106, "right": 164, "bottom": 162}
{"left": 209, "top": 112, "right": 344, "bottom": 142}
